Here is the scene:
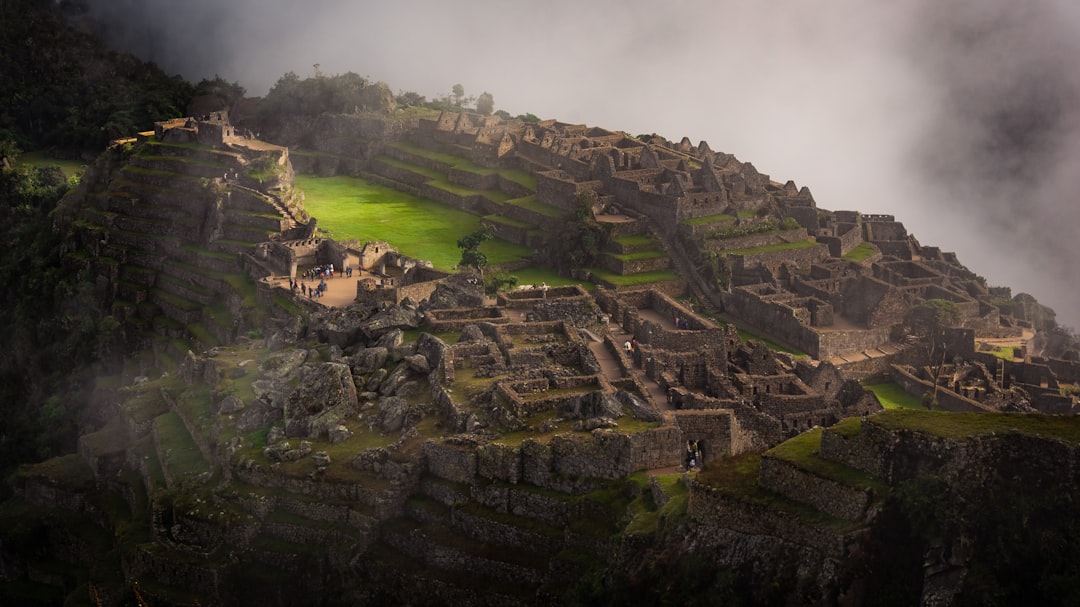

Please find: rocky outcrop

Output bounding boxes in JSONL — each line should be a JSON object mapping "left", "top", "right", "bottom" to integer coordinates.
{"left": 283, "top": 362, "right": 359, "bottom": 438}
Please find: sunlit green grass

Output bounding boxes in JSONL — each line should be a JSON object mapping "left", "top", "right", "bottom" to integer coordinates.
{"left": 843, "top": 242, "right": 877, "bottom": 262}
{"left": 18, "top": 151, "right": 87, "bottom": 179}
{"left": 862, "top": 382, "right": 924, "bottom": 410}
{"left": 585, "top": 267, "right": 681, "bottom": 287}
{"left": 505, "top": 266, "right": 596, "bottom": 292}
{"left": 736, "top": 327, "right": 808, "bottom": 357}
{"left": 295, "top": 174, "right": 531, "bottom": 271}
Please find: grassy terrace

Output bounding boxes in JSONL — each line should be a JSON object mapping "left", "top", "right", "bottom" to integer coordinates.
{"left": 295, "top": 174, "right": 530, "bottom": 270}
{"left": 868, "top": 409, "right": 1080, "bottom": 443}
{"left": 695, "top": 453, "right": 861, "bottom": 531}
{"left": 388, "top": 141, "right": 537, "bottom": 191}
{"left": 505, "top": 265, "right": 595, "bottom": 291}
{"left": 607, "top": 249, "right": 667, "bottom": 261}
{"left": 484, "top": 213, "right": 533, "bottom": 228}
{"left": 375, "top": 155, "right": 444, "bottom": 180}
{"left": 736, "top": 327, "right": 808, "bottom": 357}
{"left": 585, "top": 267, "right": 681, "bottom": 287}
{"left": 765, "top": 427, "right": 888, "bottom": 493}
{"left": 843, "top": 242, "right": 877, "bottom": 262}
{"left": 723, "top": 240, "right": 821, "bottom": 255}
{"left": 862, "top": 381, "right": 924, "bottom": 410}
{"left": 18, "top": 151, "right": 87, "bottom": 179}
{"left": 614, "top": 234, "right": 658, "bottom": 247}
{"left": 506, "top": 194, "right": 563, "bottom": 218}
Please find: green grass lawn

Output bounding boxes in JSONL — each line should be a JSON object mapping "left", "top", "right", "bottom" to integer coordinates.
{"left": 585, "top": 267, "right": 681, "bottom": 287}
{"left": 504, "top": 266, "right": 595, "bottom": 292}
{"left": 863, "top": 382, "right": 924, "bottom": 410}
{"left": 843, "top": 242, "right": 877, "bottom": 262}
{"left": 295, "top": 174, "right": 531, "bottom": 271}
{"left": 18, "top": 151, "right": 87, "bottom": 179}
{"left": 736, "top": 327, "right": 808, "bottom": 357}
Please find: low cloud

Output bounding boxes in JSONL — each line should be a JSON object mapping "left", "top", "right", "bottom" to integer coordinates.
{"left": 83, "top": 0, "right": 1080, "bottom": 326}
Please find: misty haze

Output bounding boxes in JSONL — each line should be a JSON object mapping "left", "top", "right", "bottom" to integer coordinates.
{"left": 82, "top": 0, "right": 1080, "bottom": 327}
{"left": 7, "top": 1, "right": 1080, "bottom": 605}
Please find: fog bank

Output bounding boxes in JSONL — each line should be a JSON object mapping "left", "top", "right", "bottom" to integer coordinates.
{"left": 83, "top": 0, "right": 1080, "bottom": 327}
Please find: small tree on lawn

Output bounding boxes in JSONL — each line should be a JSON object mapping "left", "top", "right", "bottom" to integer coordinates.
{"left": 457, "top": 223, "right": 496, "bottom": 275}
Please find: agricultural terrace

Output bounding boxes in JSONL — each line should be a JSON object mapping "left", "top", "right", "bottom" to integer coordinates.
{"left": 295, "top": 174, "right": 531, "bottom": 271}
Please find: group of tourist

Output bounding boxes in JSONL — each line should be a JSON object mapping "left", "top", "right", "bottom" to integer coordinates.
{"left": 289, "top": 277, "right": 328, "bottom": 299}
{"left": 304, "top": 264, "right": 337, "bottom": 280}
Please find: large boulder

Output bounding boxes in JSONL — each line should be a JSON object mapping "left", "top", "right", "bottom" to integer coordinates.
{"left": 312, "top": 308, "right": 373, "bottom": 350}
{"left": 404, "top": 354, "right": 430, "bottom": 375}
{"left": 424, "top": 272, "right": 485, "bottom": 309}
{"left": 375, "top": 396, "right": 426, "bottom": 433}
{"left": 350, "top": 347, "right": 389, "bottom": 375}
{"left": 283, "top": 362, "right": 359, "bottom": 438}
{"left": 617, "top": 391, "right": 662, "bottom": 422}
{"left": 559, "top": 391, "right": 624, "bottom": 420}
{"left": 415, "top": 333, "right": 447, "bottom": 371}
{"left": 360, "top": 307, "right": 422, "bottom": 341}
{"left": 260, "top": 349, "right": 309, "bottom": 381}
{"left": 235, "top": 398, "right": 282, "bottom": 432}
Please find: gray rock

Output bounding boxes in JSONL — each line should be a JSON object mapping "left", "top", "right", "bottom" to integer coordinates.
{"left": 366, "top": 368, "right": 388, "bottom": 392}
{"left": 378, "top": 363, "right": 411, "bottom": 396}
{"left": 260, "top": 349, "right": 309, "bottom": 381}
{"left": 217, "top": 394, "right": 245, "bottom": 414}
{"left": 617, "top": 391, "right": 662, "bottom": 422}
{"left": 391, "top": 341, "right": 417, "bottom": 362}
{"left": 404, "top": 354, "right": 430, "bottom": 375}
{"left": 351, "top": 347, "right": 389, "bottom": 375}
{"left": 361, "top": 307, "right": 422, "bottom": 341}
{"left": 350, "top": 447, "right": 388, "bottom": 472}
{"left": 329, "top": 425, "right": 353, "bottom": 444}
{"left": 283, "top": 362, "right": 359, "bottom": 439}
{"left": 236, "top": 399, "right": 282, "bottom": 432}
{"left": 376, "top": 328, "right": 405, "bottom": 351}
{"left": 560, "top": 391, "right": 624, "bottom": 420}
{"left": 458, "top": 325, "right": 486, "bottom": 343}
{"left": 263, "top": 441, "right": 291, "bottom": 461}
{"left": 267, "top": 426, "right": 284, "bottom": 444}
{"left": 415, "top": 333, "right": 447, "bottom": 370}
{"left": 312, "top": 451, "right": 331, "bottom": 467}
{"left": 375, "top": 396, "right": 424, "bottom": 433}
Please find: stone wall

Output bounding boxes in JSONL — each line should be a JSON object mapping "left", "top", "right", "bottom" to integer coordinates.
{"left": 673, "top": 410, "right": 734, "bottom": 461}
{"left": 424, "top": 307, "right": 511, "bottom": 333}
{"left": 757, "top": 455, "right": 874, "bottom": 521}
{"left": 423, "top": 440, "right": 477, "bottom": 484}
{"left": 686, "top": 479, "right": 850, "bottom": 558}
{"left": 889, "top": 364, "right": 994, "bottom": 412}
{"left": 598, "top": 252, "right": 671, "bottom": 275}
{"left": 820, "top": 416, "right": 1080, "bottom": 489}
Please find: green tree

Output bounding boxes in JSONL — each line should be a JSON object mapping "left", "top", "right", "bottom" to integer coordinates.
{"left": 396, "top": 91, "right": 426, "bottom": 107}
{"left": 452, "top": 83, "right": 465, "bottom": 106}
{"left": 555, "top": 191, "right": 605, "bottom": 272}
{"left": 476, "top": 92, "right": 494, "bottom": 116}
{"left": 457, "top": 223, "right": 496, "bottom": 274}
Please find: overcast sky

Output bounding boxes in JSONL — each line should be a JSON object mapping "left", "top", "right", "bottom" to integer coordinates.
{"left": 84, "top": 0, "right": 1080, "bottom": 328}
